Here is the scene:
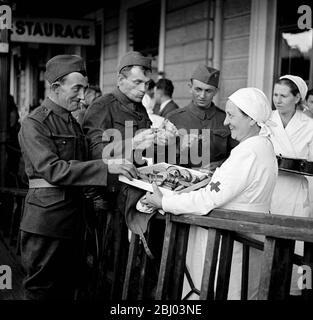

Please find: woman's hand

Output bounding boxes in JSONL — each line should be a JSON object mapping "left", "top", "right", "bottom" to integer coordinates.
{"left": 145, "top": 183, "right": 163, "bottom": 209}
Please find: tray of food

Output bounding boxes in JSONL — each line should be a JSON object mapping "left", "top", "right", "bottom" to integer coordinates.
{"left": 119, "top": 162, "right": 212, "bottom": 195}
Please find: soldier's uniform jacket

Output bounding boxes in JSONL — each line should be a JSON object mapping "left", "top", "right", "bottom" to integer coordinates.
{"left": 83, "top": 87, "right": 152, "bottom": 161}
{"left": 19, "top": 98, "right": 108, "bottom": 239}
{"left": 167, "top": 101, "right": 238, "bottom": 166}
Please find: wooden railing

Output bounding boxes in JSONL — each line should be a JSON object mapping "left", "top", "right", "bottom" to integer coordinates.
{"left": 122, "top": 209, "right": 313, "bottom": 300}
{"left": 1, "top": 187, "right": 313, "bottom": 300}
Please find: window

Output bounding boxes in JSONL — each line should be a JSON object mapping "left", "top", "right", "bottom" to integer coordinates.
{"left": 127, "top": 1, "right": 161, "bottom": 78}
{"left": 86, "top": 23, "right": 102, "bottom": 86}
{"left": 275, "top": 0, "right": 313, "bottom": 87}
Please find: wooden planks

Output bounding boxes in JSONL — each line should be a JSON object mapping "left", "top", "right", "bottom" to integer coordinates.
{"left": 258, "top": 237, "right": 295, "bottom": 300}
{"left": 200, "top": 228, "right": 221, "bottom": 300}
{"left": 155, "top": 214, "right": 178, "bottom": 300}
{"left": 215, "top": 232, "right": 235, "bottom": 300}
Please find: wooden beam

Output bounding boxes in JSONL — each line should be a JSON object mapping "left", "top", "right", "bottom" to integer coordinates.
{"left": 215, "top": 232, "right": 234, "bottom": 300}
{"left": 200, "top": 228, "right": 221, "bottom": 300}
{"left": 122, "top": 232, "right": 140, "bottom": 300}
{"left": 258, "top": 237, "right": 295, "bottom": 300}
{"left": 155, "top": 214, "right": 177, "bottom": 300}
{"left": 0, "top": 28, "right": 9, "bottom": 187}
{"left": 169, "top": 223, "right": 189, "bottom": 299}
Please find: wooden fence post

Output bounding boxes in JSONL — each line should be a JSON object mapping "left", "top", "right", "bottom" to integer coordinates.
{"left": 258, "top": 237, "right": 295, "bottom": 300}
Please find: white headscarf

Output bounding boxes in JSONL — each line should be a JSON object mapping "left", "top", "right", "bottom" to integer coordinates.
{"left": 279, "top": 75, "right": 308, "bottom": 100}
{"left": 228, "top": 87, "right": 275, "bottom": 136}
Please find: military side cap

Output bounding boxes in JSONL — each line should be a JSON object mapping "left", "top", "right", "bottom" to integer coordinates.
{"left": 191, "top": 64, "right": 220, "bottom": 88}
{"left": 45, "top": 54, "right": 86, "bottom": 84}
{"left": 117, "top": 51, "right": 152, "bottom": 73}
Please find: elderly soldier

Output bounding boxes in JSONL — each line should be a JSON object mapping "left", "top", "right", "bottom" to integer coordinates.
{"left": 168, "top": 64, "right": 237, "bottom": 169}
{"left": 18, "top": 54, "right": 137, "bottom": 300}
{"left": 82, "top": 51, "right": 160, "bottom": 297}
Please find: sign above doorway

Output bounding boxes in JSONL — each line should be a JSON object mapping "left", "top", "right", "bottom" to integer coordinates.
{"left": 11, "top": 17, "right": 95, "bottom": 45}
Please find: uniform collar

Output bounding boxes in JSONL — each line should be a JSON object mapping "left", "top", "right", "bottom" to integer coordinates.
{"left": 187, "top": 101, "right": 217, "bottom": 120}
{"left": 44, "top": 97, "right": 72, "bottom": 123}
{"left": 113, "top": 87, "right": 142, "bottom": 112}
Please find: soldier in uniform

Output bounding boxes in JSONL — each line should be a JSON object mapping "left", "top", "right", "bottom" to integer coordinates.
{"left": 167, "top": 64, "right": 237, "bottom": 169}
{"left": 18, "top": 54, "right": 137, "bottom": 300}
{"left": 82, "top": 51, "right": 156, "bottom": 167}
{"left": 82, "top": 52, "right": 170, "bottom": 297}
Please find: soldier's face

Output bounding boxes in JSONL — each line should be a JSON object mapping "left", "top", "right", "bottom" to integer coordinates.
{"left": 118, "top": 66, "right": 150, "bottom": 103}
{"left": 57, "top": 72, "right": 88, "bottom": 112}
{"left": 224, "top": 100, "right": 254, "bottom": 142}
{"left": 190, "top": 79, "right": 217, "bottom": 108}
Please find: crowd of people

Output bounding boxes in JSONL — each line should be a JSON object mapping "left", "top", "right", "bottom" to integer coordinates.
{"left": 12, "top": 51, "right": 313, "bottom": 300}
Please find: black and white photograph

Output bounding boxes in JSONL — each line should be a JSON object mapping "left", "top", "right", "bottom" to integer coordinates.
{"left": 0, "top": 0, "right": 313, "bottom": 311}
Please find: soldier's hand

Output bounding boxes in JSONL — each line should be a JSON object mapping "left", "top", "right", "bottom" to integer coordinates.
{"left": 132, "top": 129, "right": 155, "bottom": 150}
{"left": 108, "top": 159, "right": 138, "bottom": 180}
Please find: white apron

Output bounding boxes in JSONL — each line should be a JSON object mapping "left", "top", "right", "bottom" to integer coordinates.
{"left": 162, "top": 136, "right": 278, "bottom": 300}
{"left": 269, "top": 110, "right": 313, "bottom": 294}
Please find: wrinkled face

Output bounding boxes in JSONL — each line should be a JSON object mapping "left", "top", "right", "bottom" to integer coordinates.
{"left": 224, "top": 100, "right": 253, "bottom": 142}
{"left": 306, "top": 94, "right": 313, "bottom": 113}
{"left": 190, "top": 79, "right": 217, "bottom": 108}
{"left": 55, "top": 72, "right": 88, "bottom": 112}
{"left": 118, "top": 66, "right": 151, "bottom": 103}
{"left": 273, "top": 83, "right": 300, "bottom": 115}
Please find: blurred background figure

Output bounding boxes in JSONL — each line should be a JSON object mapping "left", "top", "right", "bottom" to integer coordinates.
{"left": 85, "top": 85, "right": 103, "bottom": 106}
{"left": 153, "top": 78, "right": 179, "bottom": 118}
{"left": 303, "top": 88, "right": 313, "bottom": 118}
{"left": 73, "top": 85, "right": 102, "bottom": 125}
{"left": 142, "top": 79, "right": 155, "bottom": 115}
{"left": 6, "top": 94, "right": 23, "bottom": 187}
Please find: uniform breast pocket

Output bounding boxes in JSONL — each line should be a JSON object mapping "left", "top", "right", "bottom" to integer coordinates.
{"left": 27, "top": 188, "right": 66, "bottom": 208}
{"left": 52, "top": 134, "right": 76, "bottom": 161}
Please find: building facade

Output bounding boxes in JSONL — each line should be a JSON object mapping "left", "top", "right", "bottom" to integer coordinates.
{"left": 8, "top": 0, "right": 313, "bottom": 116}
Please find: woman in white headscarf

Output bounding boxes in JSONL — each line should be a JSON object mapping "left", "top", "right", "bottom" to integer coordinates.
{"left": 266, "top": 75, "right": 313, "bottom": 296}
{"left": 146, "top": 87, "right": 278, "bottom": 300}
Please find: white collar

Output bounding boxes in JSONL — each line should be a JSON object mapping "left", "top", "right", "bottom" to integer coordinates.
{"left": 160, "top": 99, "right": 172, "bottom": 112}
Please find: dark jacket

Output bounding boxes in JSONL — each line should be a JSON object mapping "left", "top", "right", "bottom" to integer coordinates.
{"left": 167, "top": 101, "right": 238, "bottom": 167}
{"left": 19, "top": 98, "right": 109, "bottom": 239}
{"left": 82, "top": 87, "right": 152, "bottom": 163}
{"left": 159, "top": 100, "right": 179, "bottom": 119}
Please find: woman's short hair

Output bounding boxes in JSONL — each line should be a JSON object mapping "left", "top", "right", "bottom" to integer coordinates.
{"left": 276, "top": 78, "right": 300, "bottom": 97}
